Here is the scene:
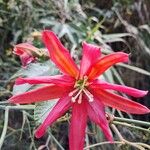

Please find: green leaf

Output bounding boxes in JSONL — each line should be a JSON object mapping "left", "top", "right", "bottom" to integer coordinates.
{"left": 34, "top": 100, "right": 58, "bottom": 125}
{"left": 12, "top": 84, "right": 32, "bottom": 95}
{"left": 12, "top": 61, "right": 59, "bottom": 95}
{"left": 103, "top": 68, "right": 115, "bottom": 84}
{"left": 12, "top": 60, "right": 59, "bottom": 125}
{"left": 11, "top": 61, "right": 58, "bottom": 80}
{"left": 58, "top": 24, "right": 77, "bottom": 44}
{"left": 102, "top": 33, "right": 132, "bottom": 39}
{"left": 33, "top": 61, "right": 59, "bottom": 125}
{"left": 117, "top": 63, "right": 150, "bottom": 76}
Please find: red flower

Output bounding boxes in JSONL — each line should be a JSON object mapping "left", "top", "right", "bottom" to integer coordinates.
{"left": 9, "top": 30, "right": 150, "bottom": 150}
{"left": 13, "top": 43, "right": 41, "bottom": 67}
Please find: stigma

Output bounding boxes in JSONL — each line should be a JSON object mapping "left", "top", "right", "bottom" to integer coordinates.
{"left": 69, "top": 76, "right": 94, "bottom": 104}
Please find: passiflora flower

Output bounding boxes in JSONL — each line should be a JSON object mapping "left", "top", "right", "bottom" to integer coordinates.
{"left": 9, "top": 30, "right": 150, "bottom": 150}
{"left": 13, "top": 43, "right": 42, "bottom": 67}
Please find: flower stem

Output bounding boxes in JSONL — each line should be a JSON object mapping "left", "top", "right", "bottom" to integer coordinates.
{"left": 110, "top": 124, "right": 146, "bottom": 150}
{"left": 113, "top": 121, "right": 150, "bottom": 133}
{"left": 0, "top": 105, "right": 35, "bottom": 110}
{"left": 114, "top": 117, "right": 150, "bottom": 127}
{"left": 84, "top": 141, "right": 123, "bottom": 149}
{"left": 0, "top": 107, "right": 9, "bottom": 149}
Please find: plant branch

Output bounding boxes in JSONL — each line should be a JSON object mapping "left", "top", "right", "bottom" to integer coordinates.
{"left": 113, "top": 121, "right": 150, "bottom": 133}
{"left": 0, "top": 107, "right": 9, "bottom": 149}
{"left": 114, "top": 116, "right": 150, "bottom": 127}
{"left": 110, "top": 124, "right": 146, "bottom": 150}
{"left": 84, "top": 141, "right": 123, "bottom": 149}
{"left": 0, "top": 105, "right": 35, "bottom": 110}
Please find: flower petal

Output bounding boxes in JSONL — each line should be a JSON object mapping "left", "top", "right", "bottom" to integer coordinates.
{"left": 91, "top": 80, "right": 148, "bottom": 97}
{"left": 42, "top": 30, "right": 79, "bottom": 78}
{"left": 13, "top": 43, "right": 40, "bottom": 67}
{"left": 69, "top": 101, "right": 87, "bottom": 150}
{"left": 15, "top": 75, "right": 75, "bottom": 87}
{"left": 35, "top": 95, "right": 72, "bottom": 138}
{"left": 9, "top": 85, "right": 71, "bottom": 104}
{"left": 14, "top": 43, "right": 41, "bottom": 55}
{"left": 87, "top": 52, "right": 129, "bottom": 79}
{"left": 92, "top": 88, "right": 150, "bottom": 114}
{"left": 20, "top": 53, "right": 35, "bottom": 67}
{"left": 86, "top": 99, "right": 113, "bottom": 141}
{"left": 80, "top": 42, "right": 101, "bottom": 78}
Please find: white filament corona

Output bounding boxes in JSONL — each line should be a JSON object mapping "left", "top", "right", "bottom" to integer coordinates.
{"left": 78, "top": 92, "right": 83, "bottom": 104}
{"left": 69, "top": 88, "right": 79, "bottom": 97}
{"left": 71, "top": 88, "right": 82, "bottom": 103}
{"left": 69, "top": 76, "right": 94, "bottom": 104}
{"left": 83, "top": 89, "right": 94, "bottom": 102}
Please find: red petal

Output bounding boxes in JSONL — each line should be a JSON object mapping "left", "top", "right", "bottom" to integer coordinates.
{"left": 14, "top": 43, "right": 41, "bottom": 55}
{"left": 92, "top": 88, "right": 150, "bottom": 114}
{"left": 91, "top": 80, "right": 148, "bottom": 97}
{"left": 87, "top": 52, "right": 129, "bottom": 79}
{"left": 20, "top": 53, "right": 35, "bottom": 67}
{"left": 15, "top": 75, "right": 75, "bottom": 87}
{"left": 42, "top": 30, "right": 79, "bottom": 78}
{"left": 69, "top": 101, "right": 87, "bottom": 150}
{"left": 80, "top": 42, "right": 101, "bottom": 78}
{"left": 86, "top": 99, "right": 113, "bottom": 141}
{"left": 13, "top": 43, "right": 39, "bottom": 67}
{"left": 35, "top": 95, "right": 72, "bottom": 138}
{"left": 9, "top": 85, "right": 71, "bottom": 104}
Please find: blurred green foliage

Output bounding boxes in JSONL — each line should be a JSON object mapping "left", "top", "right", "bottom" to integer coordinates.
{"left": 0, "top": 0, "right": 150, "bottom": 149}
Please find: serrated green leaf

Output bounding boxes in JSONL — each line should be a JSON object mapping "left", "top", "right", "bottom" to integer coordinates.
{"left": 34, "top": 100, "right": 58, "bottom": 125}
{"left": 32, "top": 61, "right": 59, "bottom": 125}
{"left": 11, "top": 60, "right": 59, "bottom": 125}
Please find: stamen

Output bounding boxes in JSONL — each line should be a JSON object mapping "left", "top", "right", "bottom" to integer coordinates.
{"left": 69, "top": 89, "right": 79, "bottom": 96}
{"left": 83, "top": 89, "right": 94, "bottom": 102}
{"left": 83, "top": 89, "right": 93, "bottom": 98}
{"left": 88, "top": 97, "right": 94, "bottom": 102}
{"left": 71, "top": 97, "right": 76, "bottom": 103}
{"left": 71, "top": 89, "right": 82, "bottom": 103}
{"left": 84, "top": 76, "right": 88, "bottom": 80}
{"left": 83, "top": 76, "right": 88, "bottom": 85}
{"left": 78, "top": 92, "right": 83, "bottom": 104}
{"left": 85, "top": 82, "right": 91, "bottom": 86}
{"left": 70, "top": 76, "right": 93, "bottom": 104}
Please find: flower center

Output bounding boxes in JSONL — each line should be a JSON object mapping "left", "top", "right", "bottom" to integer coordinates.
{"left": 69, "top": 76, "right": 94, "bottom": 104}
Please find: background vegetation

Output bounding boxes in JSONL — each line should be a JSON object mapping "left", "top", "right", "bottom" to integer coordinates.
{"left": 0, "top": 0, "right": 150, "bottom": 149}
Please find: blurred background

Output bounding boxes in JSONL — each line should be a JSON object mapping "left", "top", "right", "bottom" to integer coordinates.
{"left": 0, "top": 0, "right": 150, "bottom": 149}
